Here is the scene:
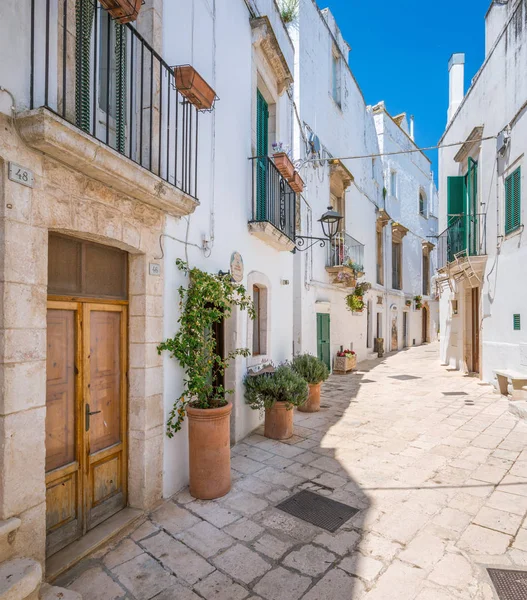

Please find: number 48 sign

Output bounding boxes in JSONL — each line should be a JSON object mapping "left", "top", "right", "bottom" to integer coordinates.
{"left": 8, "top": 162, "right": 34, "bottom": 188}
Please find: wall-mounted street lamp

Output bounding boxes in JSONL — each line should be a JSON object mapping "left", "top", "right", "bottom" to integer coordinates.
{"left": 294, "top": 206, "right": 343, "bottom": 251}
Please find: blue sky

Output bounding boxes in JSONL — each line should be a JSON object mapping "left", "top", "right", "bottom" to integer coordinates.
{"left": 321, "top": 0, "right": 490, "bottom": 179}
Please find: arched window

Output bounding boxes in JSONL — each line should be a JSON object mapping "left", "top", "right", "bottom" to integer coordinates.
{"left": 419, "top": 189, "right": 427, "bottom": 216}
{"left": 252, "top": 285, "right": 268, "bottom": 356}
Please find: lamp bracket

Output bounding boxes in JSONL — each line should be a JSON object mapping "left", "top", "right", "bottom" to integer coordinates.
{"left": 294, "top": 235, "right": 330, "bottom": 252}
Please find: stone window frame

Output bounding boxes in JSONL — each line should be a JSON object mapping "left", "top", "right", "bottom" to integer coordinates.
{"left": 246, "top": 271, "right": 271, "bottom": 368}
{"left": 390, "top": 170, "right": 398, "bottom": 199}
{"left": 419, "top": 187, "right": 428, "bottom": 217}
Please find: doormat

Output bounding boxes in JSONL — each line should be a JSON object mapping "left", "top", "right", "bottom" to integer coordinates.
{"left": 276, "top": 490, "right": 359, "bottom": 532}
{"left": 487, "top": 568, "right": 527, "bottom": 600}
{"left": 442, "top": 391, "right": 468, "bottom": 396}
{"left": 389, "top": 375, "right": 421, "bottom": 381}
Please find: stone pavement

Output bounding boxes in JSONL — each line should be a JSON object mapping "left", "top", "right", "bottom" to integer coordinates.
{"left": 56, "top": 343, "right": 527, "bottom": 599}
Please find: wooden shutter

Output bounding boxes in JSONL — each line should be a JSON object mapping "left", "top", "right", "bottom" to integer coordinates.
{"left": 75, "top": 0, "right": 95, "bottom": 132}
{"left": 256, "top": 90, "right": 269, "bottom": 221}
{"left": 467, "top": 159, "right": 478, "bottom": 255}
{"left": 317, "top": 314, "right": 331, "bottom": 371}
{"left": 447, "top": 176, "right": 465, "bottom": 225}
{"left": 505, "top": 167, "right": 521, "bottom": 234}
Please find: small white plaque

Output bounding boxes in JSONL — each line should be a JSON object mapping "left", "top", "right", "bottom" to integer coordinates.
{"left": 8, "top": 163, "right": 34, "bottom": 188}
{"left": 149, "top": 263, "right": 161, "bottom": 276}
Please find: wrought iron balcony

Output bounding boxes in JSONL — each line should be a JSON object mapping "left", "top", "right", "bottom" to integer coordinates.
{"left": 437, "top": 213, "right": 487, "bottom": 270}
{"left": 248, "top": 156, "right": 296, "bottom": 251}
{"left": 327, "top": 232, "right": 365, "bottom": 270}
{"left": 29, "top": 0, "right": 200, "bottom": 200}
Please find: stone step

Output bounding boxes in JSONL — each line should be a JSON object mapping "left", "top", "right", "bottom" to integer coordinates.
{"left": 40, "top": 584, "right": 82, "bottom": 600}
{"left": 0, "top": 558, "right": 41, "bottom": 600}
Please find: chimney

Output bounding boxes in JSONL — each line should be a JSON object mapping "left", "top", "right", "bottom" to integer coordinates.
{"left": 410, "top": 116, "right": 415, "bottom": 141}
{"left": 485, "top": 1, "right": 509, "bottom": 56}
{"left": 448, "top": 53, "right": 465, "bottom": 122}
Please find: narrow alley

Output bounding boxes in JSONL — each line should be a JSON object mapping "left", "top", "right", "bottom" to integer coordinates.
{"left": 55, "top": 344, "right": 527, "bottom": 600}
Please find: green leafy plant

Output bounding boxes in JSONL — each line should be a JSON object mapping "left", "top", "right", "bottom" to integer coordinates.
{"left": 244, "top": 364, "right": 308, "bottom": 412}
{"left": 354, "top": 281, "right": 372, "bottom": 296}
{"left": 291, "top": 353, "right": 329, "bottom": 385}
{"left": 344, "top": 259, "right": 364, "bottom": 273}
{"left": 346, "top": 293, "right": 365, "bottom": 312}
{"left": 414, "top": 295, "right": 423, "bottom": 309}
{"left": 158, "top": 259, "right": 255, "bottom": 437}
{"left": 278, "top": 0, "right": 299, "bottom": 23}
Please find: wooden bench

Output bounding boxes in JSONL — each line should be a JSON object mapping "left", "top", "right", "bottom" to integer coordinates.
{"left": 494, "top": 369, "right": 527, "bottom": 400}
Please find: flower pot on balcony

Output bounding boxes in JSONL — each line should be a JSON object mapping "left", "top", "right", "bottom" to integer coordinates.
{"left": 174, "top": 65, "right": 217, "bottom": 111}
{"left": 187, "top": 402, "right": 232, "bottom": 499}
{"left": 288, "top": 171, "right": 304, "bottom": 193}
{"left": 298, "top": 383, "right": 322, "bottom": 413}
{"left": 264, "top": 402, "right": 294, "bottom": 440}
{"left": 273, "top": 152, "right": 295, "bottom": 180}
{"left": 98, "top": 0, "right": 142, "bottom": 23}
{"left": 333, "top": 354, "right": 357, "bottom": 373}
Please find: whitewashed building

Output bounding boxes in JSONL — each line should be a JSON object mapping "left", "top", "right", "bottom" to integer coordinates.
{"left": 437, "top": 0, "right": 527, "bottom": 383}
{"left": 290, "top": 1, "right": 439, "bottom": 370}
{"left": 0, "top": 0, "right": 297, "bottom": 586}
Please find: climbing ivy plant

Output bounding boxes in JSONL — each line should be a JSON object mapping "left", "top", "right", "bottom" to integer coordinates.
{"left": 158, "top": 260, "right": 255, "bottom": 437}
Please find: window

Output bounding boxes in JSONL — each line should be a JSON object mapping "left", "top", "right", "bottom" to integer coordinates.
{"left": 331, "top": 51, "right": 341, "bottom": 107}
{"left": 419, "top": 189, "right": 427, "bottom": 216}
{"left": 392, "top": 241, "right": 402, "bottom": 290}
{"left": 390, "top": 171, "right": 397, "bottom": 198}
{"left": 505, "top": 167, "right": 521, "bottom": 234}
{"left": 422, "top": 252, "right": 430, "bottom": 295}
{"left": 376, "top": 228, "right": 384, "bottom": 285}
{"left": 252, "top": 285, "right": 261, "bottom": 355}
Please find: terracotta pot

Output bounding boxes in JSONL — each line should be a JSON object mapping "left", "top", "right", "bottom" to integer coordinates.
{"left": 288, "top": 171, "right": 304, "bottom": 193}
{"left": 187, "top": 402, "right": 232, "bottom": 500}
{"left": 264, "top": 402, "right": 294, "bottom": 440}
{"left": 273, "top": 152, "right": 295, "bottom": 179}
{"left": 298, "top": 382, "right": 321, "bottom": 413}
{"left": 174, "top": 65, "right": 217, "bottom": 110}
{"left": 98, "top": 0, "right": 142, "bottom": 23}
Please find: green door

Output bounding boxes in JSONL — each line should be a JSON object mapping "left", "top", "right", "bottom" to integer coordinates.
{"left": 256, "top": 90, "right": 269, "bottom": 221}
{"left": 317, "top": 313, "right": 331, "bottom": 371}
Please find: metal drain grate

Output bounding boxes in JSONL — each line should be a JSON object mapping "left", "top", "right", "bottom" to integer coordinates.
{"left": 443, "top": 391, "right": 468, "bottom": 396}
{"left": 389, "top": 375, "right": 421, "bottom": 381}
{"left": 276, "top": 490, "right": 359, "bottom": 532}
{"left": 487, "top": 568, "right": 527, "bottom": 599}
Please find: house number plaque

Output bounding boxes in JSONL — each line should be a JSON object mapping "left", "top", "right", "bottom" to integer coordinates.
{"left": 230, "top": 252, "right": 244, "bottom": 282}
{"left": 8, "top": 162, "right": 34, "bottom": 188}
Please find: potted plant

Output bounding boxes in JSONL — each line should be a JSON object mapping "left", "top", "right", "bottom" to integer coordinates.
{"left": 405, "top": 299, "right": 412, "bottom": 307}
{"left": 344, "top": 260, "right": 365, "bottom": 278}
{"left": 291, "top": 354, "right": 329, "bottom": 413}
{"left": 244, "top": 365, "right": 308, "bottom": 440}
{"left": 272, "top": 142, "right": 295, "bottom": 180}
{"left": 288, "top": 171, "right": 304, "bottom": 193}
{"left": 174, "top": 65, "right": 217, "bottom": 110}
{"left": 98, "top": 0, "right": 142, "bottom": 23}
{"left": 414, "top": 295, "right": 423, "bottom": 310}
{"left": 158, "top": 260, "right": 254, "bottom": 500}
{"left": 334, "top": 349, "right": 357, "bottom": 373}
{"left": 346, "top": 293, "right": 365, "bottom": 313}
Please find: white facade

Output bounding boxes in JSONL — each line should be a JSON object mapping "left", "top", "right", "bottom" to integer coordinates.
{"left": 438, "top": 0, "right": 527, "bottom": 382}
{"left": 290, "top": 1, "right": 438, "bottom": 369}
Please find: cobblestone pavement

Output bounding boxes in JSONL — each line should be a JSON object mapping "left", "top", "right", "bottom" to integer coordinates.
{"left": 57, "top": 343, "right": 527, "bottom": 599}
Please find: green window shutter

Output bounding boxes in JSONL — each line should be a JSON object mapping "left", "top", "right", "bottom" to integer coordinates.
{"left": 467, "top": 158, "right": 478, "bottom": 255}
{"left": 447, "top": 176, "right": 465, "bottom": 225}
{"left": 505, "top": 167, "right": 521, "bottom": 234}
{"left": 513, "top": 314, "right": 521, "bottom": 331}
{"left": 75, "top": 0, "right": 94, "bottom": 133}
{"left": 256, "top": 90, "right": 269, "bottom": 221}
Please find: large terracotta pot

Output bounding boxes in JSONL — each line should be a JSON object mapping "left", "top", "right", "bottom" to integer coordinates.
{"left": 187, "top": 402, "right": 232, "bottom": 500}
{"left": 298, "top": 383, "right": 321, "bottom": 413}
{"left": 264, "top": 402, "right": 294, "bottom": 440}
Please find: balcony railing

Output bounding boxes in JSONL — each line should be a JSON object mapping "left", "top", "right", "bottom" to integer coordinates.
{"left": 250, "top": 156, "right": 296, "bottom": 242}
{"left": 327, "top": 232, "right": 365, "bottom": 270}
{"left": 30, "top": 0, "right": 199, "bottom": 198}
{"left": 437, "top": 213, "right": 487, "bottom": 270}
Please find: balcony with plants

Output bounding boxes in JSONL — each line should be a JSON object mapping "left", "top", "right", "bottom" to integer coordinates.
{"left": 437, "top": 213, "right": 487, "bottom": 275}
{"left": 325, "top": 232, "right": 365, "bottom": 288}
{"left": 19, "top": 0, "right": 217, "bottom": 216}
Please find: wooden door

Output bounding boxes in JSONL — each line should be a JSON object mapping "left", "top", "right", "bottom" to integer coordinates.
{"left": 471, "top": 288, "right": 480, "bottom": 374}
{"left": 422, "top": 307, "right": 428, "bottom": 343}
{"left": 403, "top": 312, "right": 408, "bottom": 348}
{"left": 391, "top": 315, "right": 398, "bottom": 351}
{"left": 317, "top": 313, "right": 331, "bottom": 371}
{"left": 84, "top": 304, "right": 127, "bottom": 530}
{"left": 45, "top": 301, "right": 127, "bottom": 556}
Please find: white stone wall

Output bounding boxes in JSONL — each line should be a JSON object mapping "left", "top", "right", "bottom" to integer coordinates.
{"left": 438, "top": 0, "right": 527, "bottom": 381}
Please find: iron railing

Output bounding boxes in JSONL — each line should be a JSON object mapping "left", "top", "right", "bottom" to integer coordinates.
{"left": 250, "top": 156, "right": 296, "bottom": 242}
{"left": 327, "top": 232, "right": 364, "bottom": 270}
{"left": 30, "top": 0, "right": 199, "bottom": 198}
{"left": 437, "top": 213, "right": 487, "bottom": 269}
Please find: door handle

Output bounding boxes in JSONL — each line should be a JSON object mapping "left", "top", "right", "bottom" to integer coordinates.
{"left": 85, "top": 404, "right": 101, "bottom": 432}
